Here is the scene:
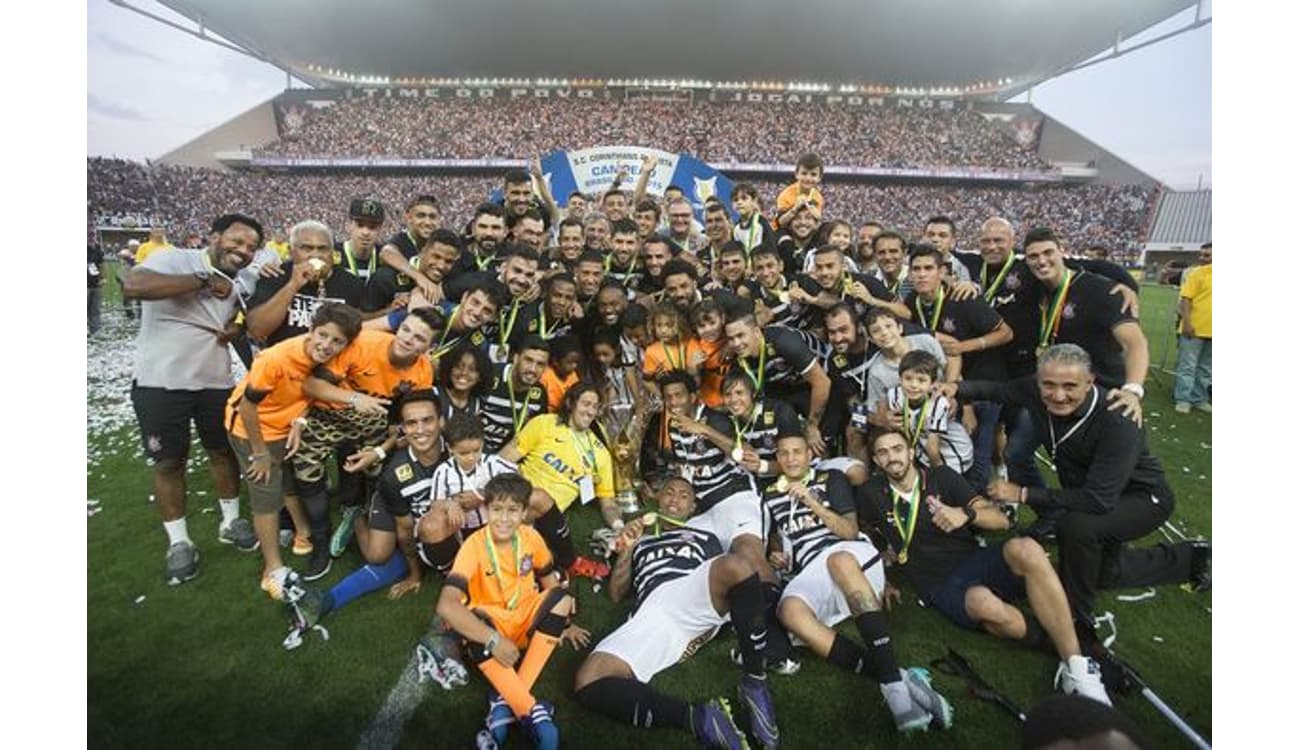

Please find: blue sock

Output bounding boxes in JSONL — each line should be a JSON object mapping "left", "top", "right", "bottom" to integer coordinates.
{"left": 326, "top": 554, "right": 409, "bottom": 612}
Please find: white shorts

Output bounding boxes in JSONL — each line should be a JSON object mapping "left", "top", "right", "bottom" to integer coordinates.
{"left": 780, "top": 540, "right": 885, "bottom": 628}
{"left": 696, "top": 490, "right": 764, "bottom": 548}
{"left": 592, "top": 558, "right": 728, "bottom": 682}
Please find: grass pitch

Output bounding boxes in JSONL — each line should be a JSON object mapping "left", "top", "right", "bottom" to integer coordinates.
{"left": 87, "top": 268, "right": 1210, "bottom": 748}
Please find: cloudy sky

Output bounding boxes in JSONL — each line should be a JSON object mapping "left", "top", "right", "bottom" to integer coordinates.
{"left": 86, "top": 0, "right": 1211, "bottom": 188}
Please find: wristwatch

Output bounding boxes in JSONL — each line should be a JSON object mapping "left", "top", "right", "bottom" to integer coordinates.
{"left": 484, "top": 632, "right": 500, "bottom": 658}
{"left": 1120, "top": 383, "right": 1145, "bottom": 399}
{"left": 963, "top": 505, "right": 977, "bottom": 524}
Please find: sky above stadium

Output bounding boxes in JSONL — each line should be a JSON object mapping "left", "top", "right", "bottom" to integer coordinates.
{"left": 86, "top": 0, "right": 1212, "bottom": 189}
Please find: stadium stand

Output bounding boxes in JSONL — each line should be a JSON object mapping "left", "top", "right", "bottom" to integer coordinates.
{"left": 1146, "top": 189, "right": 1212, "bottom": 245}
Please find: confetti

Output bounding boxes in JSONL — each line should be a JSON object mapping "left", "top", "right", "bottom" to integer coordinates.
{"left": 134, "top": 595, "right": 146, "bottom": 605}
{"left": 1117, "top": 589, "right": 1156, "bottom": 602}
{"left": 1181, "top": 467, "right": 1190, "bottom": 473}
{"left": 88, "top": 507, "right": 104, "bottom": 517}
{"left": 1199, "top": 443, "right": 1210, "bottom": 449}
{"left": 201, "top": 507, "right": 216, "bottom": 514}
{"left": 1152, "top": 636, "right": 1164, "bottom": 643}
{"left": 1198, "top": 475, "right": 1206, "bottom": 480}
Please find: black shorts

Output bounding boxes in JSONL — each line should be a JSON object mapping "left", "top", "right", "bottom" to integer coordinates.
{"left": 365, "top": 489, "right": 406, "bottom": 533}
{"left": 131, "top": 382, "right": 232, "bottom": 462}
{"left": 924, "top": 542, "right": 1027, "bottom": 630}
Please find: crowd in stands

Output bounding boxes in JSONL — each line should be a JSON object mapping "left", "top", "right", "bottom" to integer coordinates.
{"left": 87, "top": 159, "right": 1151, "bottom": 259}
{"left": 258, "top": 98, "right": 1050, "bottom": 171}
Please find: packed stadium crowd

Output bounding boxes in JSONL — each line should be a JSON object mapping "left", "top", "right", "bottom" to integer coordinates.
{"left": 98, "top": 146, "right": 1208, "bottom": 750}
{"left": 257, "top": 98, "right": 1050, "bottom": 170}
{"left": 88, "top": 158, "right": 1151, "bottom": 263}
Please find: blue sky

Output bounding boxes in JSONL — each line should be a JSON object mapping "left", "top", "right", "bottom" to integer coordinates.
{"left": 86, "top": 0, "right": 1211, "bottom": 188}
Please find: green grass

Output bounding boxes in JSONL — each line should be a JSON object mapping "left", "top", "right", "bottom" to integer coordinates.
{"left": 87, "top": 277, "right": 1210, "bottom": 748}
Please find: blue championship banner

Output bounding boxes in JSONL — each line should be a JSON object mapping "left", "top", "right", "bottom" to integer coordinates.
{"left": 537, "top": 147, "right": 735, "bottom": 219}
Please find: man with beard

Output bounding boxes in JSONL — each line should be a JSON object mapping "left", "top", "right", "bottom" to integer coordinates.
{"left": 583, "top": 213, "right": 612, "bottom": 253}
{"left": 365, "top": 229, "right": 463, "bottom": 313}
{"left": 125, "top": 213, "right": 272, "bottom": 584}
{"left": 508, "top": 209, "right": 547, "bottom": 255}
{"left": 454, "top": 203, "right": 509, "bottom": 277}
{"left": 604, "top": 219, "right": 643, "bottom": 291}
{"left": 791, "top": 245, "right": 907, "bottom": 335}
{"left": 512, "top": 273, "right": 578, "bottom": 348}
{"left": 335, "top": 198, "right": 385, "bottom": 285}
{"left": 774, "top": 204, "right": 820, "bottom": 278}
{"left": 699, "top": 201, "right": 733, "bottom": 272}
{"left": 247, "top": 221, "right": 367, "bottom": 345}
{"left": 498, "top": 169, "right": 553, "bottom": 233}
{"left": 378, "top": 194, "right": 442, "bottom": 300}
{"left": 636, "top": 233, "right": 675, "bottom": 301}
{"left": 480, "top": 336, "right": 550, "bottom": 453}
{"left": 573, "top": 249, "right": 606, "bottom": 314}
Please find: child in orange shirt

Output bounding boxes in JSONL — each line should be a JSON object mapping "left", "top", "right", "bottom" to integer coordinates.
{"left": 540, "top": 335, "right": 583, "bottom": 413}
{"left": 435, "top": 473, "right": 584, "bottom": 749}
{"left": 774, "top": 152, "right": 826, "bottom": 229}
{"left": 689, "top": 298, "right": 729, "bottom": 409}
{"left": 641, "top": 303, "right": 705, "bottom": 399}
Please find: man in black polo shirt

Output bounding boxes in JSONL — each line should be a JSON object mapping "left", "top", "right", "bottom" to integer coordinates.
{"left": 453, "top": 202, "right": 508, "bottom": 277}
{"left": 604, "top": 219, "right": 643, "bottom": 291}
{"left": 511, "top": 273, "right": 578, "bottom": 348}
{"left": 859, "top": 427, "right": 1111, "bottom": 705}
{"left": 498, "top": 169, "right": 554, "bottom": 233}
{"left": 635, "top": 233, "right": 675, "bottom": 300}
{"left": 904, "top": 244, "right": 1012, "bottom": 490}
{"left": 335, "top": 198, "right": 385, "bottom": 285}
{"left": 940, "top": 344, "right": 1210, "bottom": 641}
{"left": 377, "top": 194, "right": 442, "bottom": 300}
{"left": 773, "top": 204, "right": 819, "bottom": 278}
{"left": 792, "top": 245, "right": 908, "bottom": 335}
{"left": 246, "top": 220, "right": 367, "bottom": 346}
{"left": 1020, "top": 227, "right": 1148, "bottom": 424}
{"left": 724, "top": 312, "right": 833, "bottom": 456}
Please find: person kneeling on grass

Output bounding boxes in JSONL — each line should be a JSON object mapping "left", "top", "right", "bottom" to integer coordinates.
{"left": 574, "top": 477, "right": 779, "bottom": 750}
{"left": 436, "top": 473, "right": 587, "bottom": 750}
{"left": 764, "top": 431, "right": 953, "bottom": 734}
{"left": 283, "top": 389, "right": 444, "bottom": 630}
{"left": 859, "top": 427, "right": 1111, "bottom": 705}
{"left": 226, "top": 302, "right": 363, "bottom": 600}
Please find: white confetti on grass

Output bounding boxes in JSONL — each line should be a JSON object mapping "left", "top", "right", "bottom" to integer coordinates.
{"left": 134, "top": 595, "right": 146, "bottom": 605}
{"left": 1152, "top": 636, "right": 1165, "bottom": 643}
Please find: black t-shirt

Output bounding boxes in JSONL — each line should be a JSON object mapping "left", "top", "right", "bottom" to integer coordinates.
{"left": 858, "top": 466, "right": 983, "bottom": 594}
{"left": 333, "top": 241, "right": 381, "bottom": 285}
{"left": 744, "top": 280, "right": 800, "bottom": 328}
{"left": 511, "top": 300, "right": 575, "bottom": 349}
{"left": 364, "top": 267, "right": 409, "bottom": 312}
{"left": 791, "top": 272, "right": 899, "bottom": 332}
{"left": 959, "top": 254, "right": 1039, "bottom": 376}
{"left": 1044, "top": 271, "right": 1134, "bottom": 389}
{"left": 382, "top": 230, "right": 423, "bottom": 261}
{"left": 903, "top": 289, "right": 1007, "bottom": 381}
{"left": 740, "top": 325, "right": 818, "bottom": 393}
{"left": 88, "top": 245, "right": 104, "bottom": 288}
{"left": 377, "top": 448, "right": 442, "bottom": 520}
{"left": 774, "top": 231, "right": 815, "bottom": 278}
{"left": 450, "top": 246, "right": 504, "bottom": 279}
{"left": 249, "top": 269, "right": 367, "bottom": 345}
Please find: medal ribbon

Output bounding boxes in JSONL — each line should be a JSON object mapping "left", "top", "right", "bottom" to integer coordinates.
{"left": 433, "top": 306, "right": 463, "bottom": 359}
{"left": 980, "top": 260, "right": 1012, "bottom": 302}
{"left": 484, "top": 530, "right": 522, "bottom": 611}
{"left": 902, "top": 396, "right": 934, "bottom": 452}
{"left": 343, "top": 241, "right": 377, "bottom": 278}
{"left": 507, "top": 367, "right": 533, "bottom": 435}
{"left": 739, "top": 339, "right": 767, "bottom": 393}
{"left": 1038, "top": 269, "right": 1074, "bottom": 349}
{"left": 499, "top": 298, "right": 522, "bottom": 348}
{"left": 890, "top": 472, "right": 923, "bottom": 564}
{"left": 914, "top": 286, "right": 946, "bottom": 332}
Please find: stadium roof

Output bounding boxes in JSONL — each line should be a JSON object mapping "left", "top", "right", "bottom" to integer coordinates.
{"left": 155, "top": 0, "right": 1195, "bottom": 89}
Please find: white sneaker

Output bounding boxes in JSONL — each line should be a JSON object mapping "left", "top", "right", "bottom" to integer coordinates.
{"left": 1174, "top": 402, "right": 1191, "bottom": 414}
{"left": 1056, "top": 655, "right": 1112, "bottom": 706}
{"left": 1194, "top": 402, "right": 1212, "bottom": 413}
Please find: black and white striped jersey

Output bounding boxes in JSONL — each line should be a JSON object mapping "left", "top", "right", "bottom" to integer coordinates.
{"left": 761, "top": 468, "right": 858, "bottom": 573}
{"left": 630, "top": 519, "right": 725, "bottom": 604}
{"left": 427, "top": 454, "right": 517, "bottom": 530}
{"left": 886, "top": 387, "right": 974, "bottom": 475}
{"left": 481, "top": 363, "right": 547, "bottom": 453}
{"left": 731, "top": 398, "right": 804, "bottom": 465}
{"left": 668, "top": 405, "right": 754, "bottom": 510}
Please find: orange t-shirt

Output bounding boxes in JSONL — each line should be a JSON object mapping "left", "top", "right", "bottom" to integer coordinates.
{"left": 695, "top": 337, "right": 729, "bottom": 408}
{"left": 317, "top": 329, "right": 433, "bottom": 406}
{"left": 225, "top": 335, "right": 316, "bottom": 441}
{"left": 448, "top": 525, "right": 554, "bottom": 608}
{"left": 774, "top": 183, "right": 825, "bottom": 228}
{"left": 540, "top": 367, "right": 579, "bottom": 413}
{"left": 643, "top": 338, "right": 705, "bottom": 384}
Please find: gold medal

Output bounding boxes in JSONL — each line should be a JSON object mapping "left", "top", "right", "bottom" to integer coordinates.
{"left": 731, "top": 445, "right": 744, "bottom": 462}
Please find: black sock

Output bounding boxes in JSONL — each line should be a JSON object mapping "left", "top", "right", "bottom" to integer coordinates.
{"left": 575, "top": 677, "right": 691, "bottom": 732}
{"left": 726, "top": 573, "right": 768, "bottom": 678}
{"left": 762, "top": 582, "right": 793, "bottom": 662}
{"left": 301, "top": 490, "right": 331, "bottom": 549}
{"left": 826, "top": 633, "right": 867, "bottom": 674}
{"left": 533, "top": 504, "right": 576, "bottom": 569}
{"left": 853, "top": 611, "right": 901, "bottom": 684}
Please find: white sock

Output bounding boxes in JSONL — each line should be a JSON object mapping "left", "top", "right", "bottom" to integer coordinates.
{"left": 880, "top": 679, "right": 912, "bottom": 716}
{"left": 218, "top": 497, "right": 240, "bottom": 526}
{"left": 163, "top": 518, "right": 191, "bottom": 546}
{"left": 1067, "top": 654, "right": 1091, "bottom": 675}
{"left": 266, "top": 565, "right": 289, "bottom": 583}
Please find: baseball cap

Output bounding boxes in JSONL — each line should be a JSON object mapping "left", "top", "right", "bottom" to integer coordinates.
{"left": 349, "top": 198, "right": 386, "bottom": 223}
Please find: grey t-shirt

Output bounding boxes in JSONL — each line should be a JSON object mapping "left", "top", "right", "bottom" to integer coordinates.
{"left": 864, "top": 333, "right": 947, "bottom": 412}
{"left": 132, "top": 247, "right": 272, "bottom": 390}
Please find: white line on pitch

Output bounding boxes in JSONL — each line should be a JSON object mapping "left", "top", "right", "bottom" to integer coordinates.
{"left": 357, "top": 651, "right": 428, "bottom": 750}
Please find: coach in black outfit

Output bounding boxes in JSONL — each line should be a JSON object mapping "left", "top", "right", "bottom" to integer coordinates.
{"left": 938, "top": 343, "right": 1209, "bottom": 639}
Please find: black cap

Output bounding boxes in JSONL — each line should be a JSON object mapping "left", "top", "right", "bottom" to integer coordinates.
{"left": 349, "top": 198, "right": 385, "bottom": 223}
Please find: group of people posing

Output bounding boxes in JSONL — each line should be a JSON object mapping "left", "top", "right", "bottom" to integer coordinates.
{"left": 121, "top": 154, "right": 1210, "bottom": 749}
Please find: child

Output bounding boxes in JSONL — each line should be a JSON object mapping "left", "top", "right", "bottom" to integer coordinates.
{"left": 540, "top": 334, "right": 584, "bottom": 412}
{"left": 689, "top": 299, "right": 729, "bottom": 409}
{"left": 774, "top": 153, "right": 826, "bottom": 229}
{"left": 435, "top": 473, "right": 580, "bottom": 749}
{"left": 731, "top": 182, "right": 774, "bottom": 255}
{"left": 641, "top": 302, "right": 704, "bottom": 399}
{"left": 416, "top": 413, "right": 519, "bottom": 573}
{"left": 886, "top": 350, "right": 974, "bottom": 478}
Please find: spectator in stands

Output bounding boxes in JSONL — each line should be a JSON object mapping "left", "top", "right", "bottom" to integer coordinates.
{"left": 88, "top": 237, "right": 104, "bottom": 334}
{"left": 134, "top": 226, "right": 171, "bottom": 264}
{"left": 1174, "top": 242, "right": 1212, "bottom": 414}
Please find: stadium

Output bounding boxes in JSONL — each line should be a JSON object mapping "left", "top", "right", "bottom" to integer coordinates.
{"left": 87, "top": 1, "right": 1212, "bottom": 748}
